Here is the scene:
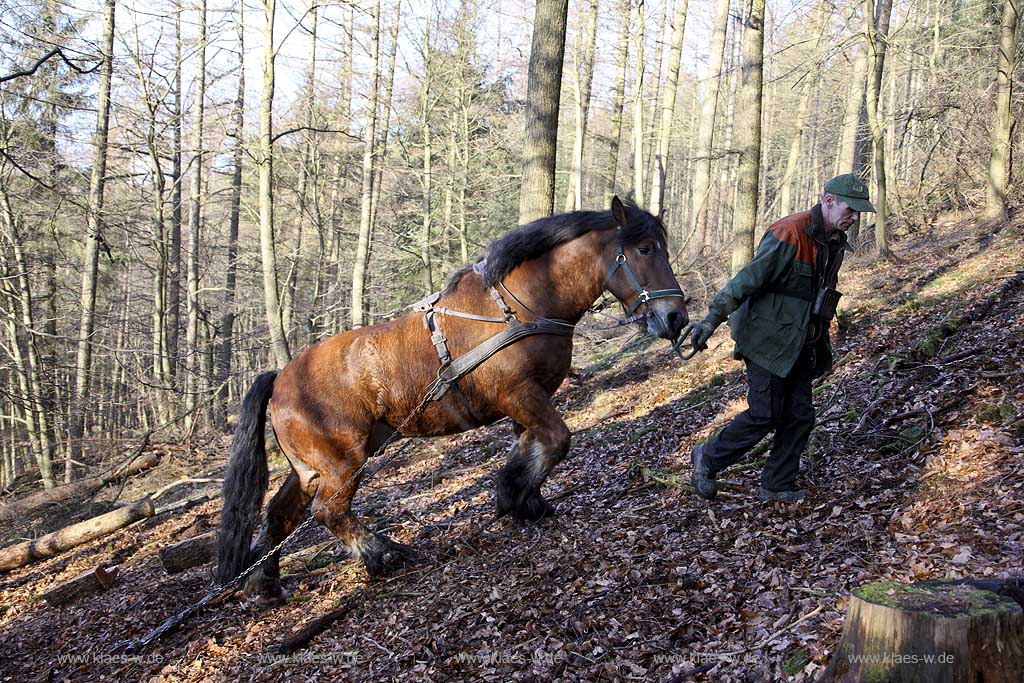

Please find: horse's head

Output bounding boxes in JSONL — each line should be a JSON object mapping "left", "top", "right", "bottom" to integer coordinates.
{"left": 602, "top": 197, "right": 689, "bottom": 340}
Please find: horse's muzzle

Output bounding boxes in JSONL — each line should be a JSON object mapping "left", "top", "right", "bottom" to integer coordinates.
{"left": 647, "top": 308, "right": 688, "bottom": 340}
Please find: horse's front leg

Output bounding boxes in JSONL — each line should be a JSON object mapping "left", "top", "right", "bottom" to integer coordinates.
{"left": 494, "top": 389, "right": 571, "bottom": 521}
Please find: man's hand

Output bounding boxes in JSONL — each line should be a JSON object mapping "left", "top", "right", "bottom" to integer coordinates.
{"left": 690, "top": 320, "right": 715, "bottom": 351}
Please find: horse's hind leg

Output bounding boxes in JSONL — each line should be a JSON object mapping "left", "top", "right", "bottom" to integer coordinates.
{"left": 241, "top": 468, "right": 316, "bottom": 600}
{"left": 495, "top": 391, "right": 571, "bottom": 522}
{"left": 313, "top": 444, "right": 415, "bottom": 578}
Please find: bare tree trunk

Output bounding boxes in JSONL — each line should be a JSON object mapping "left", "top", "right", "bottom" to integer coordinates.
{"left": 0, "top": 170, "right": 55, "bottom": 488}
{"left": 687, "top": 0, "right": 730, "bottom": 254}
{"left": 865, "top": 0, "right": 894, "bottom": 257}
{"left": 518, "top": 0, "right": 570, "bottom": 223}
{"left": 370, "top": 0, "right": 401, "bottom": 232}
{"left": 258, "top": 0, "right": 291, "bottom": 364}
{"left": 350, "top": 0, "right": 381, "bottom": 328}
{"left": 168, "top": 0, "right": 183, "bottom": 387}
{"left": 985, "top": 0, "right": 1019, "bottom": 219}
{"left": 604, "top": 0, "right": 631, "bottom": 206}
{"left": 732, "top": 0, "right": 765, "bottom": 274}
{"left": 631, "top": 0, "right": 646, "bottom": 207}
{"left": 456, "top": 2, "right": 476, "bottom": 263}
{"left": 67, "top": 0, "right": 115, "bottom": 482}
{"left": 564, "top": 0, "right": 598, "bottom": 211}
{"left": 185, "top": 0, "right": 207, "bottom": 432}
{"left": 836, "top": 46, "right": 868, "bottom": 175}
{"left": 650, "top": 0, "right": 690, "bottom": 218}
{"left": 778, "top": 1, "right": 827, "bottom": 216}
{"left": 215, "top": 0, "right": 245, "bottom": 428}
{"left": 328, "top": 3, "right": 353, "bottom": 334}
{"left": 283, "top": 0, "right": 318, "bottom": 340}
{"left": 420, "top": 11, "right": 434, "bottom": 294}
{"left": 717, "top": 17, "right": 742, "bottom": 244}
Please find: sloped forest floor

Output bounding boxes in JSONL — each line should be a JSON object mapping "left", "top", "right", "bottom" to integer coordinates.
{"left": 1, "top": 212, "right": 1022, "bottom": 682}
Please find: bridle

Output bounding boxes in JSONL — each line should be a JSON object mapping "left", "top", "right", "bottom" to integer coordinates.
{"left": 603, "top": 239, "right": 686, "bottom": 316}
{"left": 601, "top": 237, "right": 698, "bottom": 360}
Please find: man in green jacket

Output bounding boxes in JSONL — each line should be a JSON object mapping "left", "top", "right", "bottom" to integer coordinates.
{"left": 688, "top": 174, "right": 875, "bottom": 502}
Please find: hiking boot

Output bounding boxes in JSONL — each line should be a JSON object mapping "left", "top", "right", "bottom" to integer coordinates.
{"left": 759, "top": 486, "right": 807, "bottom": 503}
{"left": 690, "top": 443, "right": 718, "bottom": 500}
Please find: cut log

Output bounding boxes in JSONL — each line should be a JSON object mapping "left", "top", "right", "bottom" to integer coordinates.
{"left": 819, "top": 579, "right": 1024, "bottom": 683}
{"left": 0, "top": 497, "right": 155, "bottom": 572}
{"left": 0, "top": 451, "right": 159, "bottom": 521}
{"left": 41, "top": 564, "right": 119, "bottom": 606}
{"left": 159, "top": 531, "right": 215, "bottom": 574}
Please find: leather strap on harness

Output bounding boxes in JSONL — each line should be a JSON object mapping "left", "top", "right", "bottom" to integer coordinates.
{"left": 425, "top": 320, "right": 574, "bottom": 403}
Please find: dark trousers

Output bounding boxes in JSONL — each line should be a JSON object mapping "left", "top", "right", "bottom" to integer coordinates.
{"left": 703, "top": 346, "right": 816, "bottom": 491}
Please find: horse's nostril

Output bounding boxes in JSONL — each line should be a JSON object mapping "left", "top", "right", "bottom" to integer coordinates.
{"left": 667, "top": 311, "right": 685, "bottom": 332}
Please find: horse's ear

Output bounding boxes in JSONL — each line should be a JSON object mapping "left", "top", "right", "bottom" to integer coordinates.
{"left": 611, "top": 195, "right": 629, "bottom": 227}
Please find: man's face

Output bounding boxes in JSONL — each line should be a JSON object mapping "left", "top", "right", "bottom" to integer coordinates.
{"left": 823, "top": 193, "right": 858, "bottom": 233}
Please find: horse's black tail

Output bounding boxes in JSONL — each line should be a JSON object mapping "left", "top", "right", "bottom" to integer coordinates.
{"left": 215, "top": 370, "right": 278, "bottom": 585}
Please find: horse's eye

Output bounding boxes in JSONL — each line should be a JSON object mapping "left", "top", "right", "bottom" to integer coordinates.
{"left": 638, "top": 246, "right": 652, "bottom": 256}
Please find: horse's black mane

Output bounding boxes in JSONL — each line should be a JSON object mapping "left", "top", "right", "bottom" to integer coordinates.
{"left": 442, "top": 205, "right": 666, "bottom": 294}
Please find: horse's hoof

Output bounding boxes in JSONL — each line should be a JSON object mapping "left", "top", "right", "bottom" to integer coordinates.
{"left": 241, "top": 573, "right": 288, "bottom": 606}
{"left": 513, "top": 492, "right": 556, "bottom": 522}
{"left": 363, "top": 535, "right": 416, "bottom": 578}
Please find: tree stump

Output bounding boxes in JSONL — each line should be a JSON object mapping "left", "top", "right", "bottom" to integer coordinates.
{"left": 42, "top": 564, "right": 119, "bottom": 606}
{"left": 159, "top": 531, "right": 215, "bottom": 574}
{"left": 819, "top": 579, "right": 1024, "bottom": 683}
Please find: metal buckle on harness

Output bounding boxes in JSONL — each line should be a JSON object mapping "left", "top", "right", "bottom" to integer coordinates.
{"left": 639, "top": 290, "right": 650, "bottom": 303}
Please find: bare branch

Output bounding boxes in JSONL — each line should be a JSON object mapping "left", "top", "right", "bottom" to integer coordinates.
{"left": 0, "top": 48, "right": 101, "bottom": 85}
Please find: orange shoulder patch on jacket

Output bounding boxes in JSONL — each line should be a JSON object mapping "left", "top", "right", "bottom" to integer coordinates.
{"left": 768, "top": 210, "right": 815, "bottom": 265}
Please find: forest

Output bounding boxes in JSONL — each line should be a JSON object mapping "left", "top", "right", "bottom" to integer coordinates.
{"left": 0, "top": 0, "right": 1022, "bottom": 680}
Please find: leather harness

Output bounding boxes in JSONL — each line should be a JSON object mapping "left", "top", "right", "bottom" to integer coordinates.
{"left": 412, "top": 238, "right": 687, "bottom": 426}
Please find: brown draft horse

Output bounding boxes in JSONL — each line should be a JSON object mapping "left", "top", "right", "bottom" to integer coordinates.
{"left": 216, "top": 198, "right": 688, "bottom": 599}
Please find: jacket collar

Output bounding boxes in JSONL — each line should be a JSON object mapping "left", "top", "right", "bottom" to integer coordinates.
{"left": 806, "top": 203, "right": 853, "bottom": 252}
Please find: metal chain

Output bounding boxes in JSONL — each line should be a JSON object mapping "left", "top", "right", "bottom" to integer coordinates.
{"left": 119, "top": 380, "right": 445, "bottom": 653}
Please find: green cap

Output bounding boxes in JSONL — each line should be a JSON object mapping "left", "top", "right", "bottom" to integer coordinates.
{"left": 824, "top": 173, "right": 876, "bottom": 213}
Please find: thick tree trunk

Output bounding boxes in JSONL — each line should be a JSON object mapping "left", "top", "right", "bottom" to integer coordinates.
{"left": 350, "top": 0, "right": 381, "bottom": 328}
{"left": 67, "top": 0, "right": 115, "bottom": 483}
{"left": 517, "top": 0, "right": 569, "bottom": 224}
{"left": 686, "top": 0, "right": 730, "bottom": 254}
{"left": 650, "top": 0, "right": 689, "bottom": 218}
{"left": 731, "top": 0, "right": 765, "bottom": 274}
{"left": 985, "top": 0, "right": 1019, "bottom": 219}
{"left": 865, "top": 0, "right": 894, "bottom": 257}
{"left": 0, "top": 497, "right": 155, "bottom": 572}
{"left": 258, "top": 0, "right": 291, "bottom": 363}
{"left": 820, "top": 579, "right": 1024, "bottom": 683}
